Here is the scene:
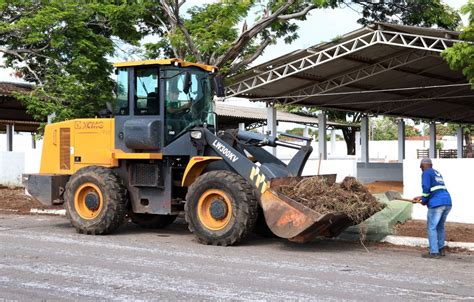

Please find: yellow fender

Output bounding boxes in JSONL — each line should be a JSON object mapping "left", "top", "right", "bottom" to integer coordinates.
{"left": 182, "top": 156, "right": 222, "bottom": 187}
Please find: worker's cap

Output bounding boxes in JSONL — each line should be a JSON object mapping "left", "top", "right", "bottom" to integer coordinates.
{"left": 420, "top": 158, "right": 432, "bottom": 166}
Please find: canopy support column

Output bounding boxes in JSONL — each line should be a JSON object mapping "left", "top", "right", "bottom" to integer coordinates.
{"left": 457, "top": 127, "right": 464, "bottom": 159}
{"left": 31, "top": 133, "right": 37, "bottom": 149}
{"left": 429, "top": 122, "right": 437, "bottom": 158}
{"left": 330, "top": 129, "right": 336, "bottom": 155}
{"left": 238, "top": 123, "right": 245, "bottom": 131}
{"left": 6, "top": 124, "right": 13, "bottom": 152}
{"left": 318, "top": 112, "right": 327, "bottom": 160}
{"left": 398, "top": 119, "right": 405, "bottom": 163}
{"left": 361, "top": 116, "right": 369, "bottom": 163}
{"left": 267, "top": 103, "right": 277, "bottom": 156}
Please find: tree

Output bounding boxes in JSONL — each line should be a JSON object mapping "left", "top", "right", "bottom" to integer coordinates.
{"left": 0, "top": 1, "right": 145, "bottom": 124}
{"left": 318, "top": 0, "right": 460, "bottom": 153}
{"left": 353, "top": 0, "right": 460, "bottom": 30}
{"left": 327, "top": 111, "right": 361, "bottom": 154}
{"left": 442, "top": 1, "right": 474, "bottom": 158}
{"left": 423, "top": 124, "right": 456, "bottom": 137}
{"left": 146, "top": 0, "right": 343, "bottom": 76}
{"left": 447, "top": 123, "right": 474, "bottom": 158}
{"left": 0, "top": 0, "right": 344, "bottom": 123}
{"left": 285, "top": 127, "right": 305, "bottom": 137}
{"left": 146, "top": 0, "right": 460, "bottom": 76}
{"left": 1, "top": 0, "right": 463, "bottom": 130}
{"left": 443, "top": 1, "right": 474, "bottom": 86}
{"left": 372, "top": 117, "right": 397, "bottom": 141}
{"left": 406, "top": 125, "right": 421, "bottom": 137}
{"left": 372, "top": 117, "right": 420, "bottom": 141}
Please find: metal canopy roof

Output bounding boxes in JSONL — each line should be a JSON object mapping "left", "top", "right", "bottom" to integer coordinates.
{"left": 216, "top": 102, "right": 356, "bottom": 130}
{"left": 226, "top": 23, "right": 474, "bottom": 124}
{"left": 0, "top": 82, "right": 40, "bottom": 132}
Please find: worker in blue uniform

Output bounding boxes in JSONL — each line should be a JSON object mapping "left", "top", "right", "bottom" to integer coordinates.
{"left": 414, "top": 158, "right": 452, "bottom": 259}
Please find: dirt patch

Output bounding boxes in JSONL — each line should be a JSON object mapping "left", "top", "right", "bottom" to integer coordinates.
{"left": 365, "top": 181, "right": 403, "bottom": 194}
{"left": 278, "top": 176, "right": 384, "bottom": 224}
{"left": 394, "top": 219, "right": 474, "bottom": 243}
{"left": 0, "top": 187, "right": 61, "bottom": 214}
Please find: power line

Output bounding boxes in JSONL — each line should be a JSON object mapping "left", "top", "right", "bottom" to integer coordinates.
{"left": 242, "top": 83, "right": 472, "bottom": 102}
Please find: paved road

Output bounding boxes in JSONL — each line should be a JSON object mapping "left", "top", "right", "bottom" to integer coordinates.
{"left": 0, "top": 214, "right": 473, "bottom": 301}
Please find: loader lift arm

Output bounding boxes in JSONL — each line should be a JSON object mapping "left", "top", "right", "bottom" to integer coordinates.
{"left": 190, "top": 127, "right": 313, "bottom": 195}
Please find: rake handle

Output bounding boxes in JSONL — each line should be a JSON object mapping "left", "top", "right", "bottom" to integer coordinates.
{"left": 401, "top": 198, "right": 422, "bottom": 204}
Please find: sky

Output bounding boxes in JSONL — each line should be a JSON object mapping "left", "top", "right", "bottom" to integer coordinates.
{"left": 0, "top": 0, "right": 468, "bottom": 84}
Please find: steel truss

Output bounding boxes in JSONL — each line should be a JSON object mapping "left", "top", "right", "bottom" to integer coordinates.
{"left": 283, "top": 50, "right": 427, "bottom": 104}
{"left": 226, "top": 30, "right": 463, "bottom": 98}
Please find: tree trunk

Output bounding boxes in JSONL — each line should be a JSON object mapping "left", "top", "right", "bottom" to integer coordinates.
{"left": 465, "top": 129, "right": 473, "bottom": 158}
{"left": 342, "top": 127, "right": 356, "bottom": 155}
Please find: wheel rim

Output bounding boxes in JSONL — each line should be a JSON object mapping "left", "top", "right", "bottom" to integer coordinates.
{"left": 197, "top": 189, "right": 233, "bottom": 231}
{"left": 74, "top": 183, "right": 104, "bottom": 220}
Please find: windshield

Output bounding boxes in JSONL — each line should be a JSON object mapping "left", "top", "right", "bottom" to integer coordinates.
{"left": 164, "top": 68, "right": 214, "bottom": 144}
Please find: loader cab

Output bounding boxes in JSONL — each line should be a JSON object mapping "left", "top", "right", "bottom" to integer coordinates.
{"left": 113, "top": 59, "right": 218, "bottom": 153}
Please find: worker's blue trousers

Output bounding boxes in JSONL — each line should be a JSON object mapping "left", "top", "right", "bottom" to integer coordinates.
{"left": 427, "top": 205, "right": 451, "bottom": 254}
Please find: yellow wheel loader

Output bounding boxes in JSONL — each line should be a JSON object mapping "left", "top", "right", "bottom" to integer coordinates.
{"left": 23, "top": 59, "right": 353, "bottom": 245}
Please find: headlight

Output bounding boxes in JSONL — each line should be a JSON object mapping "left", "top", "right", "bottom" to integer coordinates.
{"left": 190, "top": 130, "right": 203, "bottom": 139}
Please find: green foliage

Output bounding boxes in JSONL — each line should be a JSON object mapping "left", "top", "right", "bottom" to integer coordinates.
{"left": 423, "top": 124, "right": 456, "bottom": 136}
{"left": 372, "top": 117, "right": 421, "bottom": 141}
{"left": 443, "top": 0, "right": 474, "bottom": 87}
{"left": 372, "top": 117, "right": 397, "bottom": 140}
{"left": 436, "top": 141, "right": 444, "bottom": 150}
{"left": 281, "top": 127, "right": 336, "bottom": 141}
{"left": 353, "top": 0, "right": 461, "bottom": 30}
{"left": 406, "top": 125, "right": 421, "bottom": 137}
{"left": 0, "top": 1, "right": 144, "bottom": 126}
{"left": 285, "top": 127, "right": 305, "bottom": 136}
{"left": 144, "top": 0, "right": 336, "bottom": 75}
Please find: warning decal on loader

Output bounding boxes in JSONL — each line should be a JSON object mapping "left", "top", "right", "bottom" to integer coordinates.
{"left": 250, "top": 166, "right": 270, "bottom": 194}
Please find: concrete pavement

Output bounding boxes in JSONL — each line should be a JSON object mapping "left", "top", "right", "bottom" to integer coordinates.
{"left": 0, "top": 214, "right": 473, "bottom": 301}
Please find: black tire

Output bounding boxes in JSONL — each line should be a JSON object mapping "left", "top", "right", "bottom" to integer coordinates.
{"left": 185, "top": 170, "right": 258, "bottom": 246}
{"left": 64, "top": 166, "right": 128, "bottom": 235}
{"left": 130, "top": 213, "right": 177, "bottom": 229}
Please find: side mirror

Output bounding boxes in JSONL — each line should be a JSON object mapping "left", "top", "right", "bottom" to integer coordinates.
{"left": 183, "top": 72, "right": 192, "bottom": 94}
{"left": 212, "top": 76, "right": 225, "bottom": 97}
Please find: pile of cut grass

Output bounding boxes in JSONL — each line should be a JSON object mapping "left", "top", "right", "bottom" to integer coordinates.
{"left": 278, "top": 176, "right": 384, "bottom": 224}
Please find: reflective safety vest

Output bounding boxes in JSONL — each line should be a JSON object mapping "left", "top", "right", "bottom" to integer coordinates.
{"left": 421, "top": 168, "right": 452, "bottom": 208}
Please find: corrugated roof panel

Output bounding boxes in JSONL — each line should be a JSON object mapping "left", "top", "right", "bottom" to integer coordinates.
{"left": 227, "top": 23, "right": 474, "bottom": 123}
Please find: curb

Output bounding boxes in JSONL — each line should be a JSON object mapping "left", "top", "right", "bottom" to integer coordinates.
{"left": 30, "top": 208, "right": 66, "bottom": 216}
{"left": 381, "top": 235, "right": 474, "bottom": 251}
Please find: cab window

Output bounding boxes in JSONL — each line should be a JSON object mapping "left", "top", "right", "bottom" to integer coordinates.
{"left": 135, "top": 68, "right": 159, "bottom": 115}
{"left": 115, "top": 68, "right": 129, "bottom": 115}
{"left": 164, "top": 69, "right": 213, "bottom": 144}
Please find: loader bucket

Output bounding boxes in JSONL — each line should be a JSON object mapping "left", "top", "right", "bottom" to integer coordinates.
{"left": 260, "top": 175, "right": 354, "bottom": 243}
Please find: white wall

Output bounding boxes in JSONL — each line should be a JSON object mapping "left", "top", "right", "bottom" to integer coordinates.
{"left": 268, "top": 142, "right": 357, "bottom": 182}
{"left": 0, "top": 152, "right": 25, "bottom": 187}
{"left": 0, "top": 133, "right": 43, "bottom": 152}
{"left": 404, "top": 159, "right": 474, "bottom": 224}
{"left": 305, "top": 159, "right": 357, "bottom": 182}
{"left": 281, "top": 158, "right": 357, "bottom": 183}
{"left": 271, "top": 138, "right": 458, "bottom": 162}
{"left": 0, "top": 133, "right": 43, "bottom": 186}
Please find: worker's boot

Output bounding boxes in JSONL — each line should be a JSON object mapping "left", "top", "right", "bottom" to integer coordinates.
{"left": 421, "top": 252, "right": 440, "bottom": 259}
{"left": 439, "top": 247, "right": 446, "bottom": 257}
